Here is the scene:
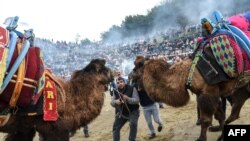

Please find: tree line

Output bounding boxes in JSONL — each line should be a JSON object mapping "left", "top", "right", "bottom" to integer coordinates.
{"left": 82, "top": 0, "right": 250, "bottom": 44}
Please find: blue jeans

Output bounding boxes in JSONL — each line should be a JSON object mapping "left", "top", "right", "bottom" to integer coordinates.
{"left": 142, "top": 103, "right": 163, "bottom": 134}
{"left": 112, "top": 109, "right": 140, "bottom": 141}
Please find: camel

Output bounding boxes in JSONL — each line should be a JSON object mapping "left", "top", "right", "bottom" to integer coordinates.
{"left": 131, "top": 55, "right": 249, "bottom": 141}
{"left": 0, "top": 58, "right": 113, "bottom": 141}
{"left": 225, "top": 85, "right": 250, "bottom": 124}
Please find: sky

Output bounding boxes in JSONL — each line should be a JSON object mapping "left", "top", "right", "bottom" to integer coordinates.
{"left": 0, "top": 0, "right": 163, "bottom": 42}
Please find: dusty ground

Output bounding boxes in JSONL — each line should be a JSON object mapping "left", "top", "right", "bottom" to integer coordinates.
{"left": 0, "top": 93, "right": 249, "bottom": 141}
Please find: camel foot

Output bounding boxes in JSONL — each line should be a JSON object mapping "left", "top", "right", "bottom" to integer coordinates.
{"left": 195, "top": 137, "right": 206, "bottom": 141}
{"left": 195, "top": 138, "right": 204, "bottom": 141}
{"left": 209, "top": 125, "right": 222, "bottom": 132}
{"left": 217, "top": 135, "right": 224, "bottom": 141}
{"left": 196, "top": 119, "right": 201, "bottom": 126}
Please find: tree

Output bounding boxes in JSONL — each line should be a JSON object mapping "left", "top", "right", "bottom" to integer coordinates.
{"left": 80, "top": 38, "right": 91, "bottom": 46}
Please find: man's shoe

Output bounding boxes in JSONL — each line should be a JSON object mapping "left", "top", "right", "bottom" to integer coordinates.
{"left": 84, "top": 133, "right": 89, "bottom": 138}
{"left": 158, "top": 125, "right": 163, "bottom": 132}
{"left": 69, "top": 130, "right": 76, "bottom": 137}
{"left": 159, "top": 104, "right": 164, "bottom": 109}
{"left": 149, "top": 133, "right": 156, "bottom": 139}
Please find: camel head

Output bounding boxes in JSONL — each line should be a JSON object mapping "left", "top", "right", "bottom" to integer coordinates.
{"left": 130, "top": 56, "right": 148, "bottom": 89}
{"left": 131, "top": 56, "right": 172, "bottom": 90}
{"left": 134, "top": 55, "right": 145, "bottom": 70}
{"left": 72, "top": 58, "right": 114, "bottom": 90}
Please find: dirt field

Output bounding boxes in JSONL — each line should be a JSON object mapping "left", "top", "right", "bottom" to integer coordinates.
{"left": 0, "top": 93, "right": 249, "bottom": 141}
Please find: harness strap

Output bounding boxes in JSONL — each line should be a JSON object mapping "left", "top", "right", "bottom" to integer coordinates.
{"left": 10, "top": 79, "right": 36, "bottom": 89}
{"left": 10, "top": 73, "right": 37, "bottom": 84}
{"left": 9, "top": 41, "right": 26, "bottom": 108}
{"left": 6, "top": 73, "right": 37, "bottom": 89}
{"left": 186, "top": 51, "right": 201, "bottom": 88}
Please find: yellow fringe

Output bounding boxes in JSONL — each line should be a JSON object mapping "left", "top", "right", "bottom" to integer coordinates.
{"left": 0, "top": 48, "right": 9, "bottom": 90}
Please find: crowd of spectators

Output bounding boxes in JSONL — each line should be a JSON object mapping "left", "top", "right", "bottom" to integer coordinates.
{"left": 34, "top": 25, "right": 201, "bottom": 77}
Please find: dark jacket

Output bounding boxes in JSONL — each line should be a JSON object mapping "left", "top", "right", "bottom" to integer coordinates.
{"left": 134, "top": 83, "right": 155, "bottom": 107}
{"left": 138, "top": 89, "right": 155, "bottom": 107}
{"left": 113, "top": 85, "right": 139, "bottom": 116}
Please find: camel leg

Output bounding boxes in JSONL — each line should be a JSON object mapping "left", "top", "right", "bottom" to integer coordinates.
{"left": 38, "top": 131, "right": 70, "bottom": 141}
{"left": 36, "top": 120, "right": 70, "bottom": 141}
{"left": 196, "top": 94, "right": 219, "bottom": 141}
{"left": 37, "top": 128, "right": 70, "bottom": 141}
{"left": 5, "top": 128, "right": 36, "bottom": 141}
{"left": 225, "top": 91, "right": 249, "bottom": 124}
{"left": 213, "top": 100, "right": 226, "bottom": 141}
{"left": 196, "top": 95, "right": 201, "bottom": 125}
{"left": 209, "top": 96, "right": 227, "bottom": 132}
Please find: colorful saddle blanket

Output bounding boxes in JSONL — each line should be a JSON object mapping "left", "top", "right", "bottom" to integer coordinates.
{"left": 203, "top": 33, "right": 250, "bottom": 78}
{"left": 0, "top": 46, "right": 45, "bottom": 107}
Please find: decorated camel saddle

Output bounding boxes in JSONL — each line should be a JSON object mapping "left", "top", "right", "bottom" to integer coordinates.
{"left": 0, "top": 17, "right": 63, "bottom": 126}
{"left": 188, "top": 11, "right": 250, "bottom": 86}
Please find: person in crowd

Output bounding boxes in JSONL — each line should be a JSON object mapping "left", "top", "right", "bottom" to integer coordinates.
{"left": 135, "top": 83, "right": 164, "bottom": 139}
{"left": 117, "top": 70, "right": 128, "bottom": 84}
{"left": 174, "top": 55, "right": 182, "bottom": 63}
{"left": 83, "top": 125, "right": 89, "bottom": 138}
{"left": 69, "top": 124, "right": 89, "bottom": 138}
{"left": 111, "top": 77, "right": 140, "bottom": 141}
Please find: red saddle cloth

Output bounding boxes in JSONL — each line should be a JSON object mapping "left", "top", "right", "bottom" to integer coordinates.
{"left": 0, "top": 46, "right": 45, "bottom": 107}
{"left": 43, "top": 71, "right": 58, "bottom": 121}
{"left": 0, "top": 26, "right": 9, "bottom": 47}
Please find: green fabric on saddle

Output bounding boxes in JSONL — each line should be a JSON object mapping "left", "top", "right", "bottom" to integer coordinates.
{"left": 209, "top": 34, "right": 236, "bottom": 78}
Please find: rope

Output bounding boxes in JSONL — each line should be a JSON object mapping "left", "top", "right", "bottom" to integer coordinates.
{"left": 112, "top": 87, "right": 131, "bottom": 118}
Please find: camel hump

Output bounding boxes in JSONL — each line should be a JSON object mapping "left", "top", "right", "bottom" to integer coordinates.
{"left": 193, "top": 10, "right": 250, "bottom": 83}
{"left": 208, "top": 33, "right": 242, "bottom": 78}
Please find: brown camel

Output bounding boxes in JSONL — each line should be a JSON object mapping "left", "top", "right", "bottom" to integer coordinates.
{"left": 0, "top": 58, "right": 113, "bottom": 141}
{"left": 131, "top": 55, "right": 248, "bottom": 141}
{"left": 225, "top": 85, "right": 250, "bottom": 124}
